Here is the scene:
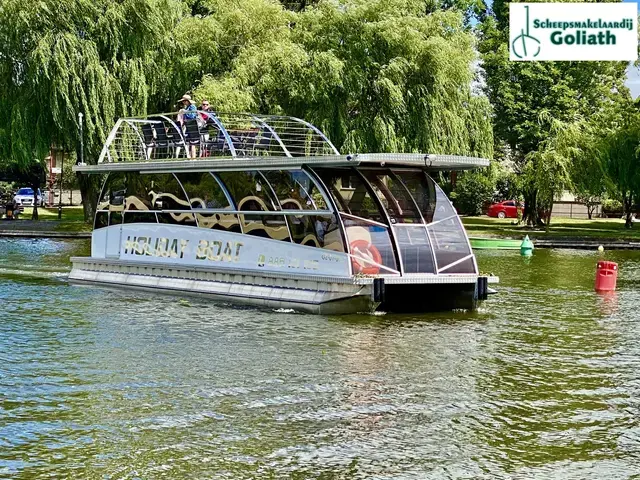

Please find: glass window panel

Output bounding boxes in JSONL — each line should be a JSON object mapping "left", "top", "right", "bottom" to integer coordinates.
{"left": 287, "top": 213, "right": 345, "bottom": 252}
{"left": 217, "top": 171, "right": 278, "bottom": 211}
{"left": 197, "top": 212, "right": 242, "bottom": 233}
{"left": 312, "top": 168, "right": 386, "bottom": 223}
{"left": 393, "top": 169, "right": 436, "bottom": 223}
{"left": 241, "top": 214, "right": 290, "bottom": 242}
{"left": 261, "top": 170, "right": 328, "bottom": 210}
{"left": 440, "top": 257, "right": 476, "bottom": 274}
{"left": 124, "top": 211, "right": 157, "bottom": 224}
{"left": 109, "top": 211, "right": 122, "bottom": 226}
{"left": 428, "top": 216, "right": 474, "bottom": 273}
{"left": 177, "top": 172, "right": 241, "bottom": 232}
{"left": 176, "top": 172, "right": 229, "bottom": 209}
{"left": 94, "top": 211, "right": 108, "bottom": 230}
{"left": 393, "top": 226, "right": 435, "bottom": 274}
{"left": 341, "top": 215, "right": 398, "bottom": 274}
{"left": 360, "top": 170, "right": 423, "bottom": 224}
{"left": 427, "top": 182, "right": 474, "bottom": 272}
{"left": 159, "top": 211, "right": 197, "bottom": 227}
{"left": 97, "top": 172, "right": 126, "bottom": 211}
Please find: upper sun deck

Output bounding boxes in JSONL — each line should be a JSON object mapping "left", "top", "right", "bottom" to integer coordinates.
{"left": 74, "top": 111, "right": 489, "bottom": 173}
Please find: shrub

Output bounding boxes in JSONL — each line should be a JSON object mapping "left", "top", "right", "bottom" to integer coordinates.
{"left": 452, "top": 172, "right": 495, "bottom": 216}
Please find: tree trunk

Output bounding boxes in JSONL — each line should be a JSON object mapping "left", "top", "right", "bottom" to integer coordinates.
{"left": 545, "top": 201, "right": 554, "bottom": 231}
{"left": 30, "top": 183, "right": 39, "bottom": 220}
{"left": 523, "top": 188, "right": 539, "bottom": 226}
{"left": 78, "top": 173, "right": 100, "bottom": 222}
{"left": 624, "top": 192, "right": 634, "bottom": 228}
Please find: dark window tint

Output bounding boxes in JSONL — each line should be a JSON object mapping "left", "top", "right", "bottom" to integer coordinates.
{"left": 177, "top": 172, "right": 229, "bottom": 209}
{"left": 177, "top": 172, "right": 240, "bottom": 232}
{"left": 217, "top": 171, "right": 289, "bottom": 240}
{"left": 216, "top": 171, "right": 278, "bottom": 211}
{"left": 242, "top": 214, "right": 290, "bottom": 242}
{"left": 94, "top": 211, "right": 108, "bottom": 230}
{"left": 394, "top": 226, "right": 435, "bottom": 273}
{"left": 261, "top": 170, "right": 328, "bottom": 210}
{"left": 312, "top": 168, "right": 386, "bottom": 223}
{"left": 287, "top": 214, "right": 345, "bottom": 252}
{"left": 393, "top": 170, "right": 436, "bottom": 223}
{"left": 109, "top": 211, "right": 123, "bottom": 226}
{"left": 359, "top": 170, "right": 422, "bottom": 224}
{"left": 97, "top": 172, "right": 126, "bottom": 210}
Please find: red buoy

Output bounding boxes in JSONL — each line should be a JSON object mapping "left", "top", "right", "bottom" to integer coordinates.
{"left": 595, "top": 261, "right": 618, "bottom": 292}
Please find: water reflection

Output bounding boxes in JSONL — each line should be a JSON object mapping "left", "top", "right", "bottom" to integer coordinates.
{"left": 2, "top": 241, "right": 640, "bottom": 477}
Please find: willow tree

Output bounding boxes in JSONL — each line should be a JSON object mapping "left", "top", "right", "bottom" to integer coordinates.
{"left": 0, "top": 0, "right": 185, "bottom": 219}
{"left": 194, "top": 0, "right": 493, "bottom": 158}
{"left": 597, "top": 120, "right": 640, "bottom": 228}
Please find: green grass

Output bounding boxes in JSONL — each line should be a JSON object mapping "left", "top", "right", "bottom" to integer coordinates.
{"left": 462, "top": 216, "right": 640, "bottom": 241}
{"left": 17, "top": 206, "right": 91, "bottom": 233}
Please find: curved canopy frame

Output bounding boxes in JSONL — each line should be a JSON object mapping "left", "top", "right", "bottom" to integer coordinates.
{"left": 97, "top": 112, "right": 340, "bottom": 164}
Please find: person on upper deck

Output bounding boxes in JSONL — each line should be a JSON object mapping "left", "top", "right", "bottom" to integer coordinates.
{"left": 178, "top": 94, "right": 197, "bottom": 123}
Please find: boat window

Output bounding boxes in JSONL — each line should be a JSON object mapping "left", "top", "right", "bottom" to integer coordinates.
{"left": 216, "top": 171, "right": 278, "bottom": 211}
{"left": 287, "top": 214, "right": 345, "bottom": 252}
{"left": 217, "top": 171, "right": 290, "bottom": 241}
{"left": 340, "top": 215, "right": 398, "bottom": 274}
{"left": 95, "top": 173, "right": 126, "bottom": 229}
{"left": 312, "top": 168, "right": 386, "bottom": 223}
{"left": 177, "top": 172, "right": 230, "bottom": 209}
{"left": 427, "top": 183, "right": 475, "bottom": 273}
{"left": 109, "top": 211, "right": 123, "bottom": 226}
{"left": 392, "top": 170, "right": 436, "bottom": 223}
{"left": 359, "top": 170, "right": 423, "bottom": 224}
{"left": 120, "top": 173, "right": 195, "bottom": 226}
{"left": 393, "top": 226, "right": 435, "bottom": 273}
{"left": 175, "top": 172, "right": 240, "bottom": 233}
{"left": 261, "top": 170, "right": 329, "bottom": 210}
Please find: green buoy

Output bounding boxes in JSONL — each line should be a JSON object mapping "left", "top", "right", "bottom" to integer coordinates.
{"left": 520, "top": 235, "right": 534, "bottom": 256}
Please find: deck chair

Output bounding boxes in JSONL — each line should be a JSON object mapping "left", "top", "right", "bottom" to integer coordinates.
{"left": 141, "top": 123, "right": 156, "bottom": 159}
{"left": 149, "top": 117, "right": 185, "bottom": 158}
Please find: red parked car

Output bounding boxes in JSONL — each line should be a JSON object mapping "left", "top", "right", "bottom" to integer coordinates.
{"left": 487, "top": 200, "right": 522, "bottom": 219}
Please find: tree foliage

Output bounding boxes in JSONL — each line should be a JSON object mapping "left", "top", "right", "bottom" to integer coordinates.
{"left": 479, "top": 0, "right": 631, "bottom": 225}
{"left": 0, "top": 0, "right": 494, "bottom": 220}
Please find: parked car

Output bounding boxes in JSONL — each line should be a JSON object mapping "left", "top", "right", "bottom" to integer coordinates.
{"left": 487, "top": 200, "right": 522, "bottom": 219}
{"left": 13, "top": 188, "right": 44, "bottom": 207}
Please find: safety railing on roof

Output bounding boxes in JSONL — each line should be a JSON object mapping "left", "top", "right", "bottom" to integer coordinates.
{"left": 97, "top": 112, "right": 339, "bottom": 164}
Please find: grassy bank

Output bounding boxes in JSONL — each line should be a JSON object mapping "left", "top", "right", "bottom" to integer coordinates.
{"left": 3, "top": 206, "right": 91, "bottom": 233}
{"left": 462, "top": 216, "right": 640, "bottom": 241}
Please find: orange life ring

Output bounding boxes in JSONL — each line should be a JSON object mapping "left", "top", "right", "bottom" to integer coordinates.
{"left": 350, "top": 239, "right": 382, "bottom": 275}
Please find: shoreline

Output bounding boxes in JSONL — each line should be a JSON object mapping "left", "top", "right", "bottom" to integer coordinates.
{"left": 0, "top": 229, "right": 90, "bottom": 239}
{"left": 1, "top": 228, "right": 639, "bottom": 249}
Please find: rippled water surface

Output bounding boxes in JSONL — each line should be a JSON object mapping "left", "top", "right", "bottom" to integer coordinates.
{"left": 2, "top": 238, "right": 640, "bottom": 478}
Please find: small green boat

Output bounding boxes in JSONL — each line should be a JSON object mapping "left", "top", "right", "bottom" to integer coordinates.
{"left": 469, "top": 237, "right": 523, "bottom": 250}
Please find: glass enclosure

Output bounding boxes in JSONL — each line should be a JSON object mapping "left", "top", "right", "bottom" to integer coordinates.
{"left": 95, "top": 166, "right": 475, "bottom": 275}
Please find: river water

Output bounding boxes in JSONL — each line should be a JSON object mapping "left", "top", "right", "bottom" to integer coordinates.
{"left": 1, "top": 238, "right": 640, "bottom": 479}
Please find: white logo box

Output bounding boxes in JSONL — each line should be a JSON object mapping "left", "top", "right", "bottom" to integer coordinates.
{"left": 509, "top": 3, "right": 637, "bottom": 61}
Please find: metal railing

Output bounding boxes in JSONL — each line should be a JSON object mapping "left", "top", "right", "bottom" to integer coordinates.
{"left": 97, "top": 112, "right": 339, "bottom": 164}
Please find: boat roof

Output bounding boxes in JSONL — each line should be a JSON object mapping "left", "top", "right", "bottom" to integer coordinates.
{"left": 75, "top": 112, "right": 489, "bottom": 174}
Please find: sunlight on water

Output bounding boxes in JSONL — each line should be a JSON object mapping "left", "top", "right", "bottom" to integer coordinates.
{"left": 1, "top": 239, "right": 640, "bottom": 478}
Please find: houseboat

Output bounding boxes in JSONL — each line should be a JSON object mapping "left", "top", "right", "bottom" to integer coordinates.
{"left": 70, "top": 112, "right": 497, "bottom": 314}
